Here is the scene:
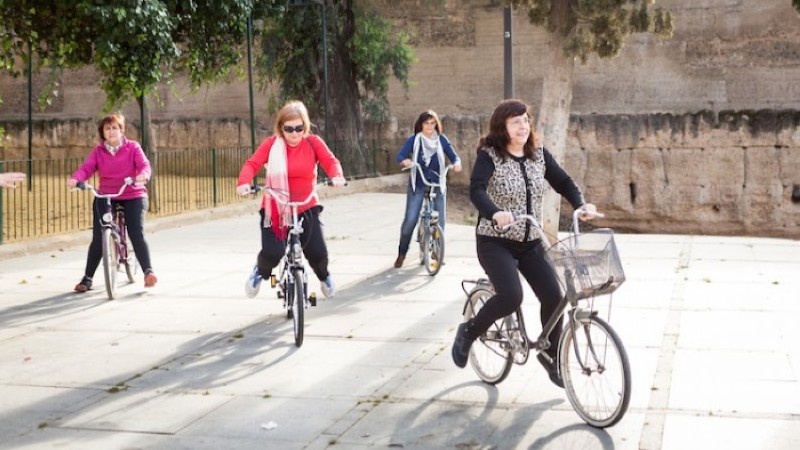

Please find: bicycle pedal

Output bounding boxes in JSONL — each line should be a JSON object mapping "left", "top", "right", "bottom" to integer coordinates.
{"left": 309, "top": 292, "right": 317, "bottom": 306}
{"left": 270, "top": 275, "right": 277, "bottom": 288}
{"left": 277, "top": 291, "right": 284, "bottom": 299}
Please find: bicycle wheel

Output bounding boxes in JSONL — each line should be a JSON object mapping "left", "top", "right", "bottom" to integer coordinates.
{"left": 560, "top": 314, "right": 631, "bottom": 428}
{"left": 119, "top": 236, "right": 136, "bottom": 283}
{"left": 291, "top": 268, "right": 305, "bottom": 347}
{"left": 101, "top": 228, "right": 119, "bottom": 299}
{"left": 465, "top": 287, "right": 513, "bottom": 384}
{"left": 424, "top": 224, "right": 444, "bottom": 276}
{"left": 417, "top": 219, "right": 426, "bottom": 265}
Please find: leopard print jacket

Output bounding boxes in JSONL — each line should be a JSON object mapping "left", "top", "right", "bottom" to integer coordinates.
{"left": 476, "top": 146, "right": 547, "bottom": 242}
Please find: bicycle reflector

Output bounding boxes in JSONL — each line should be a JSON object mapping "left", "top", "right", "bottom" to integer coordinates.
{"left": 102, "top": 212, "right": 114, "bottom": 224}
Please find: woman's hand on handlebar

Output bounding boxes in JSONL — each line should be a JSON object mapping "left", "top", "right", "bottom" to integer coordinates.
{"left": 492, "top": 210, "right": 514, "bottom": 228}
{"left": 329, "top": 176, "right": 346, "bottom": 187}
{"left": 400, "top": 159, "right": 413, "bottom": 168}
{"left": 577, "top": 203, "right": 601, "bottom": 221}
{"left": 236, "top": 184, "right": 252, "bottom": 196}
{"left": 67, "top": 178, "right": 79, "bottom": 189}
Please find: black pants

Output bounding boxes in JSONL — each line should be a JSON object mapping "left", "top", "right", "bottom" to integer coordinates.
{"left": 84, "top": 197, "right": 153, "bottom": 278}
{"left": 256, "top": 206, "right": 330, "bottom": 282}
{"left": 472, "top": 235, "right": 564, "bottom": 357}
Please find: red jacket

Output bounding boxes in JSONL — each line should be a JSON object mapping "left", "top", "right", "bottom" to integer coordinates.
{"left": 237, "top": 134, "right": 344, "bottom": 213}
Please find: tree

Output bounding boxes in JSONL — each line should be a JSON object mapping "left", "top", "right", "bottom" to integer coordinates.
{"left": 508, "top": 0, "right": 673, "bottom": 235}
{"left": 0, "top": 0, "right": 256, "bottom": 209}
{"left": 256, "top": 0, "right": 414, "bottom": 177}
{"left": 794, "top": 0, "right": 800, "bottom": 13}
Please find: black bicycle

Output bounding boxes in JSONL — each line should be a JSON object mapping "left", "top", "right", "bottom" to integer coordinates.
{"left": 461, "top": 210, "right": 630, "bottom": 428}
{"left": 403, "top": 162, "right": 453, "bottom": 276}
{"left": 76, "top": 178, "right": 137, "bottom": 299}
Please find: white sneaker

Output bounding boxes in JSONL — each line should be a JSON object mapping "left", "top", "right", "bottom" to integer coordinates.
{"left": 245, "top": 265, "right": 262, "bottom": 298}
{"left": 321, "top": 276, "right": 335, "bottom": 299}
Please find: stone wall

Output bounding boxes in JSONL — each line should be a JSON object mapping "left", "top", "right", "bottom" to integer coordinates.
{"left": 1, "top": 0, "right": 799, "bottom": 237}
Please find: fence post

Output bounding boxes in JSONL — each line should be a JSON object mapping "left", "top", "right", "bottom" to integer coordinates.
{"left": 212, "top": 148, "right": 218, "bottom": 206}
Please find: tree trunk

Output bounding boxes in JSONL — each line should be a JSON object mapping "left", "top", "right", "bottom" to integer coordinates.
{"left": 136, "top": 95, "right": 159, "bottom": 214}
{"left": 536, "top": 1, "right": 574, "bottom": 238}
{"left": 325, "top": 0, "right": 371, "bottom": 178}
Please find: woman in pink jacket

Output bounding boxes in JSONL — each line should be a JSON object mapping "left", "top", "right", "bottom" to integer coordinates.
{"left": 67, "top": 114, "right": 157, "bottom": 292}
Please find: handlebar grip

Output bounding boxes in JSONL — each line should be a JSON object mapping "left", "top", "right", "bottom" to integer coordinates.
{"left": 76, "top": 181, "right": 86, "bottom": 190}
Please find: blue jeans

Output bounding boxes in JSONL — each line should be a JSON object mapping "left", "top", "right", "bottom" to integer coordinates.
{"left": 397, "top": 183, "right": 446, "bottom": 256}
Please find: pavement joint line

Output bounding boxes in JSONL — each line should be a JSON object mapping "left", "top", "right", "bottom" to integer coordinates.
{"left": 638, "top": 238, "right": 692, "bottom": 450}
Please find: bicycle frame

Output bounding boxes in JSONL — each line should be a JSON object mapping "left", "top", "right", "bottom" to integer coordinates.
{"left": 404, "top": 162, "right": 452, "bottom": 274}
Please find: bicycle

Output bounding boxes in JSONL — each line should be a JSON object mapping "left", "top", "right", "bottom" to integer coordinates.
{"left": 76, "top": 178, "right": 137, "bottom": 300}
{"left": 461, "top": 209, "right": 630, "bottom": 428}
{"left": 250, "top": 184, "right": 325, "bottom": 348}
{"left": 403, "top": 162, "right": 453, "bottom": 276}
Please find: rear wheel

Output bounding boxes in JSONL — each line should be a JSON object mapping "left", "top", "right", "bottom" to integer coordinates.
{"left": 291, "top": 268, "right": 305, "bottom": 347}
{"left": 101, "top": 228, "right": 118, "bottom": 299}
{"left": 560, "top": 314, "right": 631, "bottom": 428}
{"left": 119, "top": 234, "right": 136, "bottom": 283}
{"left": 465, "top": 287, "right": 513, "bottom": 384}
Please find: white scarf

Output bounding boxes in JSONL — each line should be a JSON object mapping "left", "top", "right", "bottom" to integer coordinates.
{"left": 264, "top": 137, "right": 291, "bottom": 239}
{"left": 410, "top": 132, "right": 447, "bottom": 193}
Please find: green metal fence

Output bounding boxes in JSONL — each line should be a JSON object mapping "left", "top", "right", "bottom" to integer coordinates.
{"left": 0, "top": 147, "right": 253, "bottom": 244}
{"left": 1, "top": 140, "right": 406, "bottom": 245}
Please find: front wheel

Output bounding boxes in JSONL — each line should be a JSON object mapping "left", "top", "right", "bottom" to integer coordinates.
{"left": 290, "top": 268, "right": 305, "bottom": 347}
{"left": 560, "top": 314, "right": 631, "bottom": 428}
{"left": 464, "top": 287, "right": 513, "bottom": 384}
{"left": 101, "top": 228, "right": 119, "bottom": 300}
{"left": 424, "top": 224, "right": 444, "bottom": 276}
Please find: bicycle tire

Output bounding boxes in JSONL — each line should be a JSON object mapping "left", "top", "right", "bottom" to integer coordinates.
{"left": 120, "top": 237, "right": 136, "bottom": 283}
{"left": 291, "top": 268, "right": 305, "bottom": 347}
{"left": 417, "top": 220, "right": 425, "bottom": 265}
{"left": 465, "top": 287, "right": 513, "bottom": 384}
{"left": 560, "top": 314, "right": 631, "bottom": 428}
{"left": 101, "top": 228, "right": 118, "bottom": 299}
{"left": 424, "top": 224, "right": 444, "bottom": 276}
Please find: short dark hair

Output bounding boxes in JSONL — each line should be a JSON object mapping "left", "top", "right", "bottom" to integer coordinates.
{"left": 97, "top": 114, "right": 125, "bottom": 142}
{"left": 413, "top": 110, "right": 442, "bottom": 135}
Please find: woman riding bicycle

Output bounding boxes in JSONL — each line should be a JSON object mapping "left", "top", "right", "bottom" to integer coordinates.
{"left": 450, "top": 99, "right": 597, "bottom": 387}
{"left": 236, "top": 100, "right": 345, "bottom": 299}
{"left": 67, "top": 113, "right": 157, "bottom": 292}
{"left": 393, "top": 110, "right": 462, "bottom": 268}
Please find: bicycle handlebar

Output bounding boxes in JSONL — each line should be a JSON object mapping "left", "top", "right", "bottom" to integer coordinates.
{"left": 76, "top": 177, "right": 134, "bottom": 199}
{"left": 401, "top": 161, "right": 453, "bottom": 188}
{"left": 250, "top": 183, "right": 329, "bottom": 207}
{"left": 493, "top": 208, "right": 604, "bottom": 243}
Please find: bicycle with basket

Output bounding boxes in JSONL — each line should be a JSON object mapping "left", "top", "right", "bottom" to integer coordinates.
{"left": 461, "top": 209, "right": 630, "bottom": 428}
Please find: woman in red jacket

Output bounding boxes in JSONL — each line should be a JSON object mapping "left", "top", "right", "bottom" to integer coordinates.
{"left": 236, "top": 100, "right": 345, "bottom": 299}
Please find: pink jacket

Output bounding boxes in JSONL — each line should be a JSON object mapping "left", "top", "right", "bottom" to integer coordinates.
{"left": 71, "top": 138, "right": 151, "bottom": 200}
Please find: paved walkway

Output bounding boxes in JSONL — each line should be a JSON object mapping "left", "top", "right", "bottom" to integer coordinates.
{"left": 0, "top": 189, "right": 798, "bottom": 449}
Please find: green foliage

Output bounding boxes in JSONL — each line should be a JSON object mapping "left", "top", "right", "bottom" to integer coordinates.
{"left": 0, "top": 0, "right": 256, "bottom": 111}
{"left": 257, "top": 0, "right": 414, "bottom": 122}
{"left": 509, "top": 0, "right": 674, "bottom": 63}
{"left": 795, "top": 0, "right": 800, "bottom": 14}
{"left": 350, "top": 6, "right": 415, "bottom": 121}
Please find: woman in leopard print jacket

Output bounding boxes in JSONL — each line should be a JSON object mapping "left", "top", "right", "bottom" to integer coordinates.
{"left": 450, "top": 99, "right": 597, "bottom": 388}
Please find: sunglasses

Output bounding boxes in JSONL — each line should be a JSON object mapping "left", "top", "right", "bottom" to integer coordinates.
{"left": 283, "top": 124, "right": 305, "bottom": 134}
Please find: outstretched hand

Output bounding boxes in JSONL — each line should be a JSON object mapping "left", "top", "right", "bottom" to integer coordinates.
{"left": 0, "top": 172, "right": 25, "bottom": 188}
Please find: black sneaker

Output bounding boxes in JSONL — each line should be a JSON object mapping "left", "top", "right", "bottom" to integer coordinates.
{"left": 74, "top": 276, "right": 93, "bottom": 293}
{"left": 537, "top": 353, "right": 565, "bottom": 388}
{"left": 451, "top": 322, "right": 475, "bottom": 368}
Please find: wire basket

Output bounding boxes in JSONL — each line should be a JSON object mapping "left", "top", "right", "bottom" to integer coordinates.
{"left": 546, "top": 228, "right": 625, "bottom": 300}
